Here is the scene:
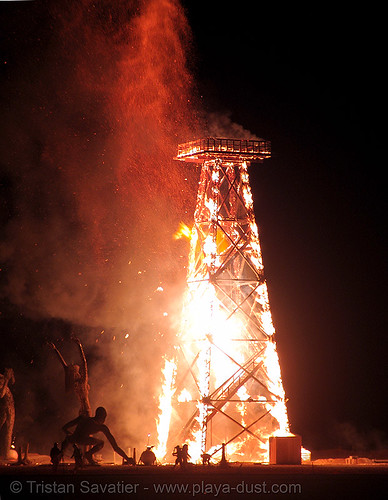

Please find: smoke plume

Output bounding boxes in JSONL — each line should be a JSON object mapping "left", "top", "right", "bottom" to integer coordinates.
{"left": 0, "top": 0, "right": 203, "bottom": 454}
{"left": 206, "top": 111, "right": 262, "bottom": 140}
{"left": 1, "top": 0, "right": 202, "bottom": 326}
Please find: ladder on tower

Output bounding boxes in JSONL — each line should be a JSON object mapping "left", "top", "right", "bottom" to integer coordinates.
{"left": 205, "top": 349, "right": 265, "bottom": 423}
{"left": 181, "top": 348, "right": 267, "bottom": 436}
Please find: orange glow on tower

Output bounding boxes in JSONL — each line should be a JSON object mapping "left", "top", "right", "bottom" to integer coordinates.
{"left": 155, "top": 138, "right": 290, "bottom": 463}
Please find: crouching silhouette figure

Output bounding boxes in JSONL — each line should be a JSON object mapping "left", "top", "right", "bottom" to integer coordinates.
{"left": 61, "top": 407, "right": 131, "bottom": 465}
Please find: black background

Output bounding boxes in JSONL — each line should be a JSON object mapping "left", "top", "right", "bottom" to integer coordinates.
{"left": 182, "top": 1, "right": 387, "bottom": 450}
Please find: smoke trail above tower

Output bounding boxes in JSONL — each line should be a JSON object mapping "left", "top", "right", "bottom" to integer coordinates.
{"left": 0, "top": 0, "right": 202, "bottom": 328}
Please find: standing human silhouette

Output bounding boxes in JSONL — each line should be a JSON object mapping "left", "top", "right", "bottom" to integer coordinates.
{"left": 0, "top": 368, "right": 15, "bottom": 459}
{"left": 50, "top": 442, "right": 61, "bottom": 470}
{"left": 172, "top": 445, "right": 183, "bottom": 468}
{"left": 48, "top": 336, "right": 91, "bottom": 416}
{"left": 181, "top": 444, "right": 190, "bottom": 467}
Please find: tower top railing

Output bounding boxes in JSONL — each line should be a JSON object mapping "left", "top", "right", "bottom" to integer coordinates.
{"left": 175, "top": 137, "right": 271, "bottom": 163}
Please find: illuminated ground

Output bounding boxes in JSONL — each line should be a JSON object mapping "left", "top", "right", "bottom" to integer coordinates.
{"left": 1, "top": 462, "right": 387, "bottom": 499}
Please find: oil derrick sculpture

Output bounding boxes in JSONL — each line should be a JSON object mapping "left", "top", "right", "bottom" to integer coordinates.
{"left": 157, "top": 138, "right": 289, "bottom": 463}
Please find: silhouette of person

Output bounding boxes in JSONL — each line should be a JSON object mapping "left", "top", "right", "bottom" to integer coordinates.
{"left": 61, "top": 407, "right": 131, "bottom": 465}
{"left": 48, "top": 336, "right": 91, "bottom": 417}
{"left": 50, "top": 442, "right": 61, "bottom": 470}
{"left": 182, "top": 444, "right": 190, "bottom": 467}
{"left": 172, "top": 445, "right": 182, "bottom": 468}
{"left": 0, "top": 368, "right": 15, "bottom": 459}
{"left": 139, "top": 445, "right": 156, "bottom": 465}
{"left": 71, "top": 444, "right": 83, "bottom": 470}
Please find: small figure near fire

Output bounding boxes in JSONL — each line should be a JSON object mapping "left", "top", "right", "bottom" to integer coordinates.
{"left": 172, "top": 444, "right": 182, "bottom": 467}
{"left": 60, "top": 406, "right": 131, "bottom": 466}
{"left": 48, "top": 336, "right": 91, "bottom": 417}
{"left": 182, "top": 443, "right": 190, "bottom": 467}
{"left": 172, "top": 443, "right": 190, "bottom": 467}
{"left": 71, "top": 444, "right": 83, "bottom": 470}
{"left": 0, "top": 368, "right": 15, "bottom": 460}
{"left": 139, "top": 445, "right": 156, "bottom": 465}
{"left": 50, "top": 442, "right": 61, "bottom": 470}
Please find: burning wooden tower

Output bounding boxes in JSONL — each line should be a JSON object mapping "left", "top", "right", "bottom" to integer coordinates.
{"left": 156, "top": 137, "right": 290, "bottom": 463}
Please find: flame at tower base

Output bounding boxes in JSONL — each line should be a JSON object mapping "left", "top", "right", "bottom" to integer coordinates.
{"left": 155, "top": 138, "right": 290, "bottom": 464}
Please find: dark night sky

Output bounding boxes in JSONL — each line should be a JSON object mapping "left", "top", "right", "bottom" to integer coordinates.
{"left": 182, "top": 2, "right": 388, "bottom": 449}
{"left": 0, "top": 0, "right": 387, "bottom": 454}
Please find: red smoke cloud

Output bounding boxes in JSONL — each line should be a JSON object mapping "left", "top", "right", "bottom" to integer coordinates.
{"left": 0, "top": 0, "right": 260, "bottom": 454}
{"left": 1, "top": 0, "right": 203, "bottom": 328}
{"left": 0, "top": 0, "right": 205, "bottom": 453}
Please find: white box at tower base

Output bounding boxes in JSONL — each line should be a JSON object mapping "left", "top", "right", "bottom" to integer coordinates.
{"left": 269, "top": 435, "right": 302, "bottom": 465}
